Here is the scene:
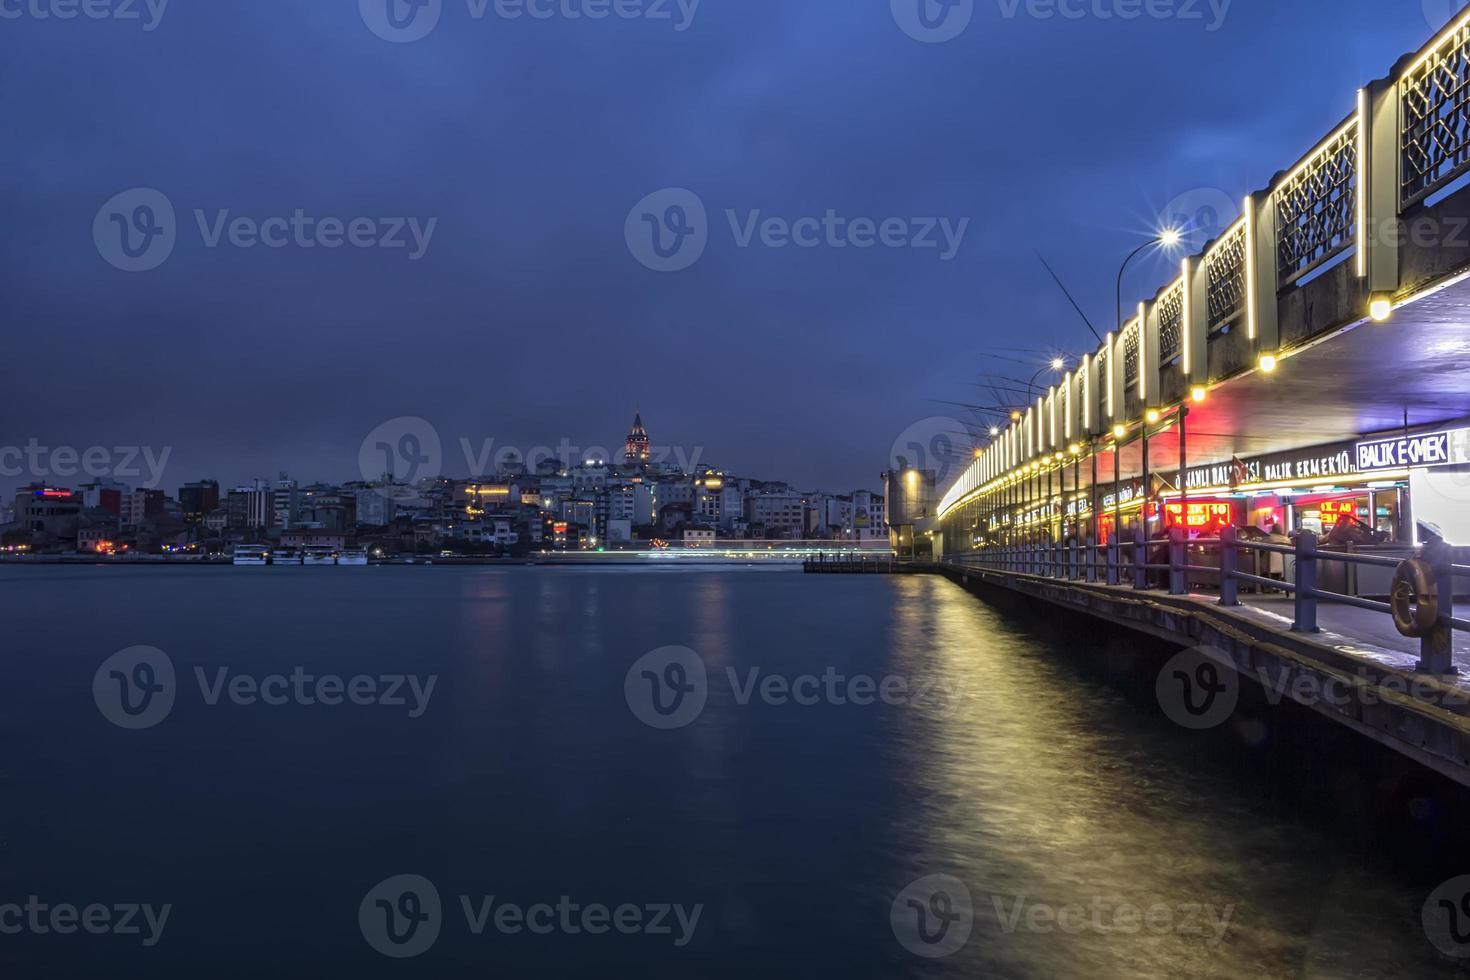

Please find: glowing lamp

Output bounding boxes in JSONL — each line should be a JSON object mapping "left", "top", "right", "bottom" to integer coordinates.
{"left": 1145, "top": 408, "right": 1162, "bottom": 424}
{"left": 1258, "top": 354, "right": 1278, "bottom": 374}
{"left": 1191, "top": 385, "right": 1208, "bottom": 403}
{"left": 1050, "top": 357, "right": 1065, "bottom": 371}
{"left": 1112, "top": 424, "right": 1128, "bottom": 439}
{"left": 1159, "top": 227, "right": 1182, "bottom": 248}
{"left": 1369, "top": 294, "right": 1393, "bottom": 322}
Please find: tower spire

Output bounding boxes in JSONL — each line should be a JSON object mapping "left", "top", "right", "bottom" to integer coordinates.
{"left": 624, "top": 410, "right": 650, "bottom": 464}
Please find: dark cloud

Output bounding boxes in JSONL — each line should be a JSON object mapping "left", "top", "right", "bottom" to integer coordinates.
{"left": 0, "top": 0, "right": 1443, "bottom": 494}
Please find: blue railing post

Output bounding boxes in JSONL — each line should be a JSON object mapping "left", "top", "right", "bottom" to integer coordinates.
{"left": 1419, "top": 549, "right": 1456, "bottom": 675}
{"left": 1219, "top": 525, "right": 1240, "bottom": 607}
{"left": 1086, "top": 541, "right": 1097, "bottom": 583}
{"left": 1168, "top": 525, "right": 1185, "bottom": 595}
{"left": 1293, "top": 531, "right": 1319, "bottom": 633}
{"left": 1133, "top": 524, "right": 1147, "bottom": 590}
{"left": 1107, "top": 538, "right": 1119, "bottom": 586}
{"left": 1069, "top": 537, "right": 1078, "bottom": 581}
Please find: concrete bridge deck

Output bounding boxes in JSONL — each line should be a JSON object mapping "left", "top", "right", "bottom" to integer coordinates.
{"left": 930, "top": 561, "right": 1470, "bottom": 788}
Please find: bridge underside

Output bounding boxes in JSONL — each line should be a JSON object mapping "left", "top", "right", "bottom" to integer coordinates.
{"left": 1143, "top": 270, "right": 1470, "bottom": 473}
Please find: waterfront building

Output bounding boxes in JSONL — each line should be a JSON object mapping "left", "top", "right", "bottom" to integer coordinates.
{"left": 744, "top": 489, "right": 807, "bottom": 537}
{"left": 8, "top": 486, "right": 82, "bottom": 546}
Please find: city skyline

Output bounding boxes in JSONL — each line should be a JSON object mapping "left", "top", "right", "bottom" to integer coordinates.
{"left": 0, "top": 408, "right": 890, "bottom": 500}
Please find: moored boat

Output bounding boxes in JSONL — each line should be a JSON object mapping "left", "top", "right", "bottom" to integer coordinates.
{"left": 232, "top": 545, "right": 270, "bottom": 566}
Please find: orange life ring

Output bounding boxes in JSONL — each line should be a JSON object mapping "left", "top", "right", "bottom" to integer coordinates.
{"left": 1391, "top": 559, "right": 1439, "bottom": 638}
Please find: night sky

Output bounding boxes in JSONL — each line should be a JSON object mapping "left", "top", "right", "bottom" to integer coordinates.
{"left": 1, "top": 0, "right": 1457, "bottom": 496}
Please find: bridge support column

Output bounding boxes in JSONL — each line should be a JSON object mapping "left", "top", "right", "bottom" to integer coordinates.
{"left": 1246, "top": 192, "right": 1280, "bottom": 360}
{"left": 1359, "top": 79, "right": 1401, "bottom": 300}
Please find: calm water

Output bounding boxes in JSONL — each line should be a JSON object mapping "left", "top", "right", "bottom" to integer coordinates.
{"left": 2, "top": 565, "right": 1466, "bottom": 977}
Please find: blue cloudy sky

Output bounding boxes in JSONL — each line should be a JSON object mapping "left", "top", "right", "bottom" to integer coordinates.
{"left": 1, "top": 0, "right": 1460, "bottom": 493}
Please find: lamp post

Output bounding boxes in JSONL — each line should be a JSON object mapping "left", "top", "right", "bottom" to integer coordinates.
{"left": 1116, "top": 229, "right": 1181, "bottom": 340}
{"left": 1112, "top": 229, "right": 1180, "bottom": 550}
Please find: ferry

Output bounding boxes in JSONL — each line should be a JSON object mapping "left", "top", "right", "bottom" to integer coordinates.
{"left": 271, "top": 548, "right": 303, "bottom": 566}
{"left": 232, "top": 545, "right": 270, "bottom": 566}
{"left": 337, "top": 549, "right": 369, "bottom": 566}
{"left": 303, "top": 547, "right": 338, "bottom": 567}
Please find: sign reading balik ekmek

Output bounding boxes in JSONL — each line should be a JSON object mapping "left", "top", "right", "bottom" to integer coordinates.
{"left": 1356, "top": 428, "right": 1470, "bottom": 471}
{"left": 1178, "top": 426, "right": 1470, "bottom": 494}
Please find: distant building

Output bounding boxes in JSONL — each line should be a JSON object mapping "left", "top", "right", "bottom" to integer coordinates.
{"left": 179, "top": 480, "right": 220, "bottom": 524}
{"left": 279, "top": 528, "right": 348, "bottom": 550}
{"left": 227, "top": 480, "right": 274, "bottom": 530}
{"left": 683, "top": 526, "right": 715, "bottom": 547}
{"left": 624, "top": 412, "right": 651, "bottom": 464}
{"left": 354, "top": 488, "right": 396, "bottom": 527}
{"left": 273, "top": 475, "right": 299, "bottom": 528}
{"left": 883, "top": 468, "right": 938, "bottom": 557}
{"left": 121, "top": 489, "right": 166, "bottom": 527}
{"left": 11, "top": 486, "right": 82, "bottom": 541}
{"left": 745, "top": 490, "right": 806, "bottom": 537}
{"left": 79, "top": 478, "right": 129, "bottom": 517}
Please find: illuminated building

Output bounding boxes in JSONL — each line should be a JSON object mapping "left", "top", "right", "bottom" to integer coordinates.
{"left": 624, "top": 412, "right": 651, "bottom": 464}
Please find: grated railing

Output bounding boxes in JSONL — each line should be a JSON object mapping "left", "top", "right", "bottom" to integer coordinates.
{"left": 1275, "top": 120, "right": 1358, "bottom": 285}
{"left": 1158, "top": 279, "right": 1185, "bottom": 363}
{"left": 1402, "top": 17, "right": 1470, "bottom": 206}
{"left": 1205, "top": 221, "right": 1247, "bottom": 333}
{"left": 1123, "top": 321, "right": 1140, "bottom": 386}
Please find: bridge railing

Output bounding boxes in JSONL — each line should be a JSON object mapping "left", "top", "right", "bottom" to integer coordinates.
{"left": 945, "top": 529, "right": 1468, "bottom": 675}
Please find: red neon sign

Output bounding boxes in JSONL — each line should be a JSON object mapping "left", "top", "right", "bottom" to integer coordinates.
{"left": 1161, "top": 501, "right": 1234, "bottom": 532}
{"left": 1318, "top": 500, "right": 1357, "bottom": 527}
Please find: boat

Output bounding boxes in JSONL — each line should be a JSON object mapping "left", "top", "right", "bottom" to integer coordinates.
{"left": 303, "top": 546, "right": 338, "bottom": 566}
{"left": 337, "top": 549, "right": 369, "bottom": 566}
{"left": 232, "top": 545, "right": 270, "bottom": 566}
{"left": 271, "top": 547, "right": 303, "bottom": 566}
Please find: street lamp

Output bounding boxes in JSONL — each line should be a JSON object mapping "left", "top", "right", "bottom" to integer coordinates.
{"left": 1117, "top": 228, "right": 1183, "bottom": 333}
{"left": 1027, "top": 357, "right": 1068, "bottom": 401}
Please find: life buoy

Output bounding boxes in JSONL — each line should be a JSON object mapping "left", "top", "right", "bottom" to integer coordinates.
{"left": 1391, "top": 558, "right": 1439, "bottom": 638}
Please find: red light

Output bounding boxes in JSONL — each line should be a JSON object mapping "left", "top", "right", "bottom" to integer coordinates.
{"left": 1162, "top": 501, "right": 1234, "bottom": 532}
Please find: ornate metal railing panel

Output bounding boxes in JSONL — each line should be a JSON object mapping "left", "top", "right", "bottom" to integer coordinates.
{"left": 1157, "top": 280, "right": 1185, "bottom": 363}
{"left": 1403, "top": 19, "right": 1470, "bottom": 207}
{"left": 1205, "top": 222, "right": 1247, "bottom": 332}
{"left": 1275, "top": 121, "right": 1358, "bottom": 286}
{"left": 1123, "top": 321, "right": 1140, "bottom": 385}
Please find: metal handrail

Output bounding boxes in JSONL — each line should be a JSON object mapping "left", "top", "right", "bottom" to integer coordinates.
{"left": 946, "top": 526, "right": 1462, "bottom": 674}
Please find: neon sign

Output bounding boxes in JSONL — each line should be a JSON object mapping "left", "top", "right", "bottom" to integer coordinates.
{"left": 1317, "top": 500, "right": 1358, "bottom": 528}
{"left": 1161, "top": 501, "right": 1234, "bottom": 531}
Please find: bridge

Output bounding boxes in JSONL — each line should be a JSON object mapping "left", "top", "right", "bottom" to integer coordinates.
{"left": 924, "top": 12, "right": 1470, "bottom": 785}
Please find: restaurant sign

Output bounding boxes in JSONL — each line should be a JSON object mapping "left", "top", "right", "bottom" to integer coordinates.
{"left": 1355, "top": 428, "right": 1470, "bottom": 471}
{"left": 1184, "top": 442, "right": 1357, "bottom": 491}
